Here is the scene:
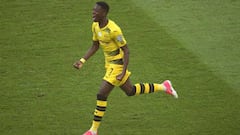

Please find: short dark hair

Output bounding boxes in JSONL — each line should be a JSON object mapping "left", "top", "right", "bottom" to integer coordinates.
{"left": 96, "top": 1, "right": 110, "bottom": 13}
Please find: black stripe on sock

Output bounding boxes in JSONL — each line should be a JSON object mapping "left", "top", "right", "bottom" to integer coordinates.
{"left": 97, "top": 94, "right": 107, "bottom": 101}
{"left": 149, "top": 83, "right": 154, "bottom": 93}
{"left": 140, "top": 83, "right": 145, "bottom": 94}
{"left": 94, "top": 116, "right": 102, "bottom": 121}
{"left": 96, "top": 106, "right": 106, "bottom": 111}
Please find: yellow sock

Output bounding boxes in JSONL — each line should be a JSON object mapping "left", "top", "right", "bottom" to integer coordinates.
{"left": 134, "top": 83, "right": 165, "bottom": 95}
{"left": 90, "top": 121, "right": 100, "bottom": 133}
{"left": 89, "top": 100, "right": 107, "bottom": 133}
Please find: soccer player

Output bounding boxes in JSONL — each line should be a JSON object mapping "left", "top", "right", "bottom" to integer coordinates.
{"left": 73, "top": 1, "right": 178, "bottom": 135}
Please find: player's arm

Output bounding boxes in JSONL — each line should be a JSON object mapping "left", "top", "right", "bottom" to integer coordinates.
{"left": 73, "top": 41, "right": 99, "bottom": 69}
{"left": 117, "top": 44, "right": 129, "bottom": 81}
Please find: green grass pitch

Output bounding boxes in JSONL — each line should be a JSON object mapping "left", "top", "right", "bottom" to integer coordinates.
{"left": 1, "top": 0, "right": 240, "bottom": 135}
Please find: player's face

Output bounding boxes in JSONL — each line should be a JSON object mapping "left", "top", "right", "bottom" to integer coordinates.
{"left": 92, "top": 4, "right": 106, "bottom": 22}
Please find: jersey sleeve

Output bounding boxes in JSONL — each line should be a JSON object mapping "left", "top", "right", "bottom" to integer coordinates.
{"left": 111, "top": 29, "right": 127, "bottom": 47}
{"left": 92, "top": 23, "right": 98, "bottom": 41}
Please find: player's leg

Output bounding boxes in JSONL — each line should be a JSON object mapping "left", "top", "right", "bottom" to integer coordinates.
{"left": 119, "top": 78, "right": 135, "bottom": 96}
{"left": 120, "top": 78, "right": 178, "bottom": 98}
{"left": 84, "top": 80, "right": 114, "bottom": 135}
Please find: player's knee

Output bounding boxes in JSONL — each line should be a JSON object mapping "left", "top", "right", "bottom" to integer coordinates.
{"left": 125, "top": 87, "right": 136, "bottom": 96}
{"left": 126, "top": 91, "right": 135, "bottom": 96}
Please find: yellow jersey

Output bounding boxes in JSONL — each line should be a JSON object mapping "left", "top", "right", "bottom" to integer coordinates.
{"left": 92, "top": 20, "right": 127, "bottom": 66}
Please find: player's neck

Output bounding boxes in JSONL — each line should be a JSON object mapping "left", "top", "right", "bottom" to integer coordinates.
{"left": 99, "top": 18, "right": 108, "bottom": 28}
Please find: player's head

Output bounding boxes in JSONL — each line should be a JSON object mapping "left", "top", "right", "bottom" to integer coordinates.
{"left": 92, "top": 1, "right": 110, "bottom": 22}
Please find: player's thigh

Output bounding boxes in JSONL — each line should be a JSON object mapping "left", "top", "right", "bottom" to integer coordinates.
{"left": 120, "top": 78, "right": 134, "bottom": 95}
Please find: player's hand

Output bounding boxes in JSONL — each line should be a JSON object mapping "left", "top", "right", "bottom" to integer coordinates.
{"left": 73, "top": 61, "right": 83, "bottom": 69}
